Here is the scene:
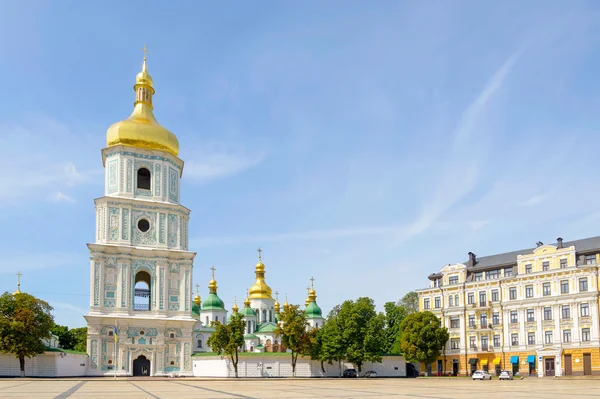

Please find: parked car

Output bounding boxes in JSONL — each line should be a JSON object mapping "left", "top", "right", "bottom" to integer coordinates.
{"left": 364, "top": 371, "right": 378, "bottom": 378}
{"left": 472, "top": 370, "right": 492, "bottom": 380}
{"left": 343, "top": 368, "right": 357, "bottom": 378}
{"left": 499, "top": 370, "right": 513, "bottom": 380}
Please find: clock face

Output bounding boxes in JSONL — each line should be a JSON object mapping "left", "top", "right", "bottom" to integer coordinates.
{"left": 138, "top": 219, "right": 150, "bottom": 232}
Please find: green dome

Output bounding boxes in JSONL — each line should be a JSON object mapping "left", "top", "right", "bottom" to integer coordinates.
{"left": 305, "top": 301, "right": 322, "bottom": 318}
{"left": 202, "top": 293, "right": 224, "bottom": 310}
{"left": 192, "top": 302, "right": 201, "bottom": 317}
{"left": 240, "top": 306, "right": 256, "bottom": 318}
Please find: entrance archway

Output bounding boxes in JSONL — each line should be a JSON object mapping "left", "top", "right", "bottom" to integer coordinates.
{"left": 133, "top": 355, "right": 151, "bottom": 376}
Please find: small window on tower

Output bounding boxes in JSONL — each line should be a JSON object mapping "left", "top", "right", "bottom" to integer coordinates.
{"left": 170, "top": 333, "right": 175, "bottom": 339}
{"left": 137, "top": 168, "right": 151, "bottom": 190}
{"left": 170, "top": 361, "right": 175, "bottom": 365}
{"left": 139, "top": 330, "right": 145, "bottom": 336}
{"left": 138, "top": 219, "right": 150, "bottom": 232}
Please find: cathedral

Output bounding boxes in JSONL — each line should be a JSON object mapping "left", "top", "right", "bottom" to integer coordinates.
{"left": 83, "top": 50, "right": 324, "bottom": 377}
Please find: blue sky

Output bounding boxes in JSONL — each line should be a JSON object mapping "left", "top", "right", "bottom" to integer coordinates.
{"left": 1, "top": 1, "right": 600, "bottom": 327}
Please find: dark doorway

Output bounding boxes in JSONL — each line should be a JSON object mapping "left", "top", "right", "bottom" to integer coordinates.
{"left": 133, "top": 355, "right": 151, "bottom": 376}
{"left": 544, "top": 357, "right": 555, "bottom": 377}
{"left": 406, "top": 363, "right": 418, "bottom": 378}
{"left": 137, "top": 168, "right": 151, "bottom": 190}
{"left": 452, "top": 361, "right": 459, "bottom": 376}
{"left": 564, "top": 354, "right": 572, "bottom": 376}
{"left": 584, "top": 353, "right": 592, "bottom": 376}
{"left": 437, "top": 360, "right": 443, "bottom": 376}
{"left": 512, "top": 363, "right": 519, "bottom": 376}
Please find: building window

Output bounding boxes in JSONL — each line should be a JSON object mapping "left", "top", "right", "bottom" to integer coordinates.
{"left": 468, "top": 293, "right": 474, "bottom": 305}
{"left": 563, "top": 330, "right": 571, "bottom": 343}
{"left": 527, "top": 309, "right": 535, "bottom": 322}
{"left": 450, "top": 318, "right": 460, "bottom": 328}
{"left": 449, "top": 276, "right": 458, "bottom": 285}
{"left": 486, "top": 269, "right": 501, "bottom": 280}
{"left": 469, "top": 336, "right": 476, "bottom": 349}
{"left": 504, "top": 268, "right": 513, "bottom": 277}
{"left": 197, "top": 340, "right": 203, "bottom": 348}
{"left": 493, "top": 335, "right": 500, "bottom": 347}
{"left": 491, "top": 290, "right": 499, "bottom": 302}
{"left": 560, "top": 280, "right": 569, "bottom": 294}
{"left": 542, "top": 261, "right": 550, "bottom": 271}
{"left": 579, "top": 278, "right": 588, "bottom": 292}
{"left": 137, "top": 167, "right": 151, "bottom": 190}
{"left": 434, "top": 278, "right": 441, "bottom": 287}
{"left": 215, "top": 316, "right": 219, "bottom": 322}
{"left": 492, "top": 313, "right": 500, "bottom": 325}
{"left": 525, "top": 264, "right": 532, "bottom": 274}
{"left": 449, "top": 296, "right": 454, "bottom": 307}
{"left": 510, "top": 311, "right": 518, "bottom": 323}
{"left": 479, "top": 292, "right": 487, "bottom": 307}
{"left": 423, "top": 299, "right": 430, "bottom": 310}
{"left": 545, "top": 331, "right": 553, "bottom": 344}
{"left": 528, "top": 332, "right": 535, "bottom": 345}
{"left": 474, "top": 272, "right": 483, "bottom": 281}
{"left": 480, "top": 314, "right": 488, "bottom": 327}
{"left": 582, "top": 328, "right": 591, "bottom": 342}
{"left": 525, "top": 285, "right": 533, "bottom": 298}
{"left": 434, "top": 297, "right": 441, "bottom": 308}
{"left": 509, "top": 287, "right": 517, "bottom": 300}
{"left": 469, "top": 316, "right": 476, "bottom": 328}
{"left": 581, "top": 303, "right": 590, "bottom": 317}
{"left": 543, "top": 282, "right": 551, "bottom": 296}
{"left": 481, "top": 336, "right": 489, "bottom": 351}
{"left": 585, "top": 255, "right": 596, "bottom": 265}
{"left": 560, "top": 258, "right": 567, "bottom": 268}
{"left": 543, "top": 307, "right": 552, "bottom": 320}
{"left": 562, "top": 305, "right": 571, "bottom": 319}
{"left": 450, "top": 339, "right": 460, "bottom": 349}
{"left": 511, "top": 334, "right": 519, "bottom": 346}
{"left": 455, "top": 294, "right": 459, "bottom": 306}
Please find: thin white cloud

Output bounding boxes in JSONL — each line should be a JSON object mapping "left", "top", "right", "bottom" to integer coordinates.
{"left": 48, "top": 191, "right": 75, "bottom": 203}
{"left": 0, "top": 252, "right": 81, "bottom": 274}
{"left": 518, "top": 193, "right": 551, "bottom": 207}
{"left": 393, "top": 50, "right": 522, "bottom": 245}
{"left": 470, "top": 220, "right": 491, "bottom": 231}
{"left": 185, "top": 152, "right": 266, "bottom": 182}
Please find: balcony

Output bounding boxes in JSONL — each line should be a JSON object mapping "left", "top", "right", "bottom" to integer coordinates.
{"left": 478, "top": 301, "right": 492, "bottom": 309}
{"left": 133, "top": 303, "right": 150, "bottom": 311}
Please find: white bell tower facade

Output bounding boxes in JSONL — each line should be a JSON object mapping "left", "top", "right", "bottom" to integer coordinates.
{"left": 84, "top": 49, "right": 196, "bottom": 377}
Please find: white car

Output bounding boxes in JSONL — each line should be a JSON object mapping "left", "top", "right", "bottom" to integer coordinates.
{"left": 499, "top": 370, "right": 513, "bottom": 380}
{"left": 472, "top": 370, "right": 492, "bottom": 380}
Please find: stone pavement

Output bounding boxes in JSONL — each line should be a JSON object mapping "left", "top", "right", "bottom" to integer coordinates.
{"left": 0, "top": 377, "right": 598, "bottom": 399}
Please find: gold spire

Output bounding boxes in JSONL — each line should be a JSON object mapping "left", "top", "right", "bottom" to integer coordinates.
{"left": 305, "top": 286, "right": 311, "bottom": 307}
{"left": 307, "top": 277, "right": 317, "bottom": 303}
{"left": 244, "top": 289, "right": 251, "bottom": 308}
{"left": 106, "top": 45, "right": 180, "bottom": 157}
{"left": 208, "top": 266, "right": 218, "bottom": 294}
{"left": 248, "top": 247, "right": 273, "bottom": 299}
{"left": 283, "top": 294, "right": 289, "bottom": 310}
{"left": 13, "top": 271, "right": 22, "bottom": 295}
{"left": 274, "top": 291, "right": 280, "bottom": 313}
{"left": 194, "top": 283, "right": 201, "bottom": 306}
{"left": 232, "top": 296, "right": 239, "bottom": 313}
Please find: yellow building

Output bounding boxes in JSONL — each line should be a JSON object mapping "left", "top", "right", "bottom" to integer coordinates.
{"left": 417, "top": 236, "right": 600, "bottom": 377}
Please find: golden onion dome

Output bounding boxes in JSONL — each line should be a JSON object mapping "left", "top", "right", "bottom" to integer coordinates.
{"left": 283, "top": 295, "right": 290, "bottom": 310}
{"left": 193, "top": 294, "right": 201, "bottom": 306}
{"left": 244, "top": 295, "right": 251, "bottom": 308}
{"left": 248, "top": 249, "right": 273, "bottom": 299}
{"left": 106, "top": 48, "right": 179, "bottom": 157}
{"left": 232, "top": 297, "right": 239, "bottom": 313}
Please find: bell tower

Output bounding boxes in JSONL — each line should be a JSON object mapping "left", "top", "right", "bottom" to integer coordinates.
{"left": 84, "top": 47, "right": 196, "bottom": 377}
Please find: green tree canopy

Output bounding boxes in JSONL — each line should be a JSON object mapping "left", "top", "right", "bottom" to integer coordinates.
{"left": 275, "top": 304, "right": 310, "bottom": 376}
{"left": 337, "top": 297, "right": 386, "bottom": 373}
{"left": 320, "top": 306, "right": 345, "bottom": 376}
{"left": 383, "top": 301, "right": 407, "bottom": 354}
{"left": 51, "top": 325, "right": 74, "bottom": 350}
{"left": 399, "top": 291, "right": 419, "bottom": 314}
{"left": 399, "top": 311, "right": 449, "bottom": 367}
{"left": 70, "top": 327, "right": 87, "bottom": 353}
{"left": 0, "top": 292, "right": 54, "bottom": 377}
{"left": 207, "top": 312, "right": 245, "bottom": 377}
{"left": 305, "top": 326, "right": 325, "bottom": 373}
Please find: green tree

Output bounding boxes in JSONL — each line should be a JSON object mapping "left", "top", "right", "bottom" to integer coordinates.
{"left": 207, "top": 312, "right": 245, "bottom": 377}
{"left": 383, "top": 301, "right": 407, "bottom": 354}
{"left": 0, "top": 292, "right": 54, "bottom": 377}
{"left": 305, "top": 327, "right": 325, "bottom": 373}
{"left": 399, "top": 311, "right": 449, "bottom": 372}
{"left": 399, "top": 291, "right": 419, "bottom": 314}
{"left": 275, "top": 304, "right": 310, "bottom": 376}
{"left": 51, "top": 325, "right": 75, "bottom": 350}
{"left": 337, "top": 297, "right": 386, "bottom": 373}
{"left": 320, "top": 306, "right": 346, "bottom": 377}
{"left": 70, "top": 327, "right": 87, "bottom": 353}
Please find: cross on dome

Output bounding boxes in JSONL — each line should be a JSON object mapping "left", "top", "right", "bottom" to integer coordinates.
{"left": 310, "top": 276, "right": 315, "bottom": 288}
{"left": 257, "top": 247, "right": 262, "bottom": 261}
{"left": 210, "top": 266, "right": 216, "bottom": 278}
{"left": 141, "top": 44, "right": 150, "bottom": 61}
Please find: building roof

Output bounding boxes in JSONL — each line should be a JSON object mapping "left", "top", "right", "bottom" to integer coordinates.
{"left": 256, "top": 323, "right": 278, "bottom": 333}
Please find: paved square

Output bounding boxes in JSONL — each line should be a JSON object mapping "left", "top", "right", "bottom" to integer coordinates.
{"left": 0, "top": 377, "right": 597, "bottom": 399}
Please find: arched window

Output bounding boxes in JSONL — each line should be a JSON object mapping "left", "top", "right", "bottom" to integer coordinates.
{"left": 133, "top": 271, "right": 151, "bottom": 311}
{"left": 262, "top": 309, "right": 267, "bottom": 322}
{"left": 169, "top": 333, "right": 175, "bottom": 339}
{"left": 137, "top": 168, "right": 151, "bottom": 190}
{"left": 206, "top": 316, "right": 209, "bottom": 325}
{"left": 269, "top": 310, "right": 273, "bottom": 322}
{"left": 215, "top": 315, "right": 219, "bottom": 322}
{"left": 198, "top": 340, "right": 203, "bottom": 348}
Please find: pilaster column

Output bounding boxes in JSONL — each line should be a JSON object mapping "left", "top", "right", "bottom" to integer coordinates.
{"left": 572, "top": 301, "right": 580, "bottom": 342}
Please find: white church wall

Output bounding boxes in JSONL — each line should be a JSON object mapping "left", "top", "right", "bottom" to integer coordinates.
{"left": 56, "top": 353, "right": 88, "bottom": 376}
{"left": 0, "top": 352, "right": 87, "bottom": 377}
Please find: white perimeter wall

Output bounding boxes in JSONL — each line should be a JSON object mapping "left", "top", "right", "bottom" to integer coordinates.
{"left": 193, "top": 355, "right": 406, "bottom": 378}
{"left": 0, "top": 353, "right": 88, "bottom": 377}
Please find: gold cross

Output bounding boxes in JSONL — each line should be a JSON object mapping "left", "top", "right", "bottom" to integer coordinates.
{"left": 210, "top": 266, "right": 216, "bottom": 278}
{"left": 141, "top": 44, "right": 150, "bottom": 61}
{"left": 275, "top": 291, "right": 279, "bottom": 300}
{"left": 306, "top": 286, "right": 311, "bottom": 294}
{"left": 257, "top": 247, "right": 262, "bottom": 261}
{"left": 195, "top": 283, "right": 200, "bottom": 294}
{"left": 16, "top": 271, "right": 22, "bottom": 289}
{"left": 310, "top": 276, "right": 315, "bottom": 288}
{"left": 246, "top": 289, "right": 250, "bottom": 297}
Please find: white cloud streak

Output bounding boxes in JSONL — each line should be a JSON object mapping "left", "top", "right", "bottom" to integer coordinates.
{"left": 48, "top": 191, "right": 75, "bottom": 203}
{"left": 0, "top": 252, "right": 81, "bottom": 274}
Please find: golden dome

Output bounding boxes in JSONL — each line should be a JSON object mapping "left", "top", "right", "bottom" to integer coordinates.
{"left": 283, "top": 294, "right": 289, "bottom": 310}
{"left": 232, "top": 297, "right": 239, "bottom": 313}
{"left": 274, "top": 291, "right": 280, "bottom": 313}
{"left": 194, "top": 294, "right": 201, "bottom": 306}
{"left": 244, "top": 295, "right": 251, "bottom": 308}
{"left": 106, "top": 49, "right": 179, "bottom": 157}
{"left": 208, "top": 266, "right": 218, "bottom": 294}
{"left": 248, "top": 248, "right": 273, "bottom": 299}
